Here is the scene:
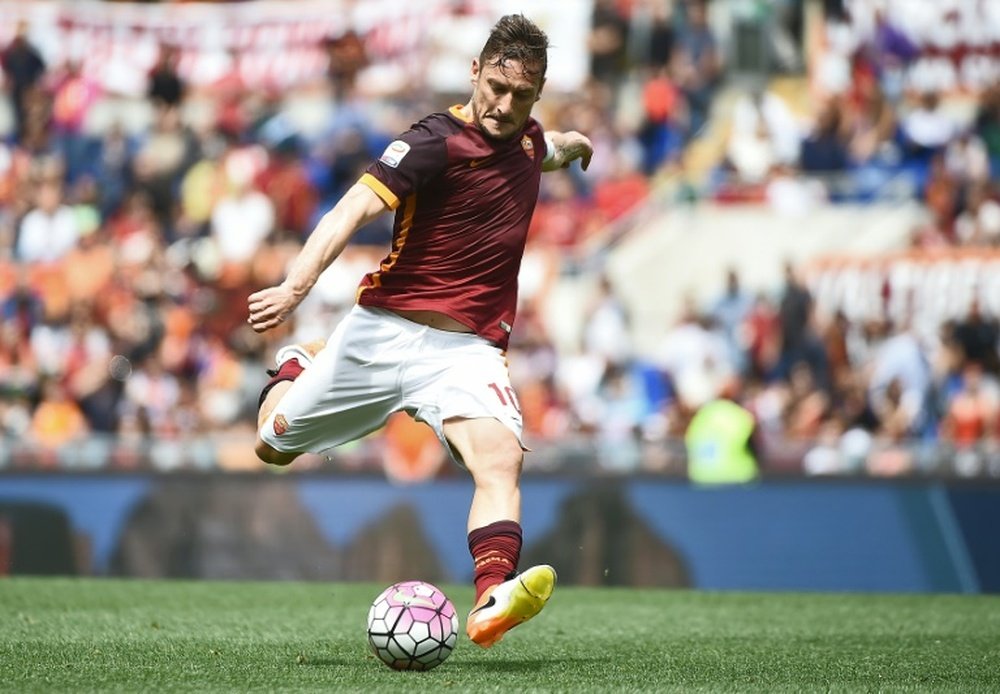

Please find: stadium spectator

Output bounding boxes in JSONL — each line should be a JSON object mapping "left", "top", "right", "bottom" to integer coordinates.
{"left": 132, "top": 106, "right": 199, "bottom": 236}
{"left": 846, "top": 81, "right": 897, "bottom": 167}
{"left": 776, "top": 262, "right": 824, "bottom": 383}
{"left": 255, "top": 137, "right": 319, "bottom": 238}
{"left": 726, "top": 86, "right": 801, "bottom": 183}
{"left": 210, "top": 151, "right": 275, "bottom": 264}
{"left": 1, "top": 265, "right": 44, "bottom": 339}
{"left": 943, "top": 132, "right": 989, "bottom": 187}
{"left": 16, "top": 175, "right": 79, "bottom": 263}
{"left": 867, "top": 319, "right": 933, "bottom": 439}
{"left": 582, "top": 274, "right": 632, "bottom": 365}
{"left": 591, "top": 361, "right": 646, "bottom": 472}
{"left": 49, "top": 59, "right": 101, "bottom": 183}
{"left": 671, "top": 0, "right": 722, "bottom": 137}
{"left": 0, "top": 319, "right": 37, "bottom": 398}
{"left": 588, "top": 0, "right": 630, "bottom": 85}
{"left": 973, "top": 82, "right": 1000, "bottom": 159}
{"left": 783, "top": 361, "right": 830, "bottom": 440}
{"left": 147, "top": 43, "right": 186, "bottom": 109}
{"left": 93, "top": 122, "right": 136, "bottom": 220}
{"left": 866, "top": 377, "right": 918, "bottom": 475}
{"left": 799, "top": 97, "right": 850, "bottom": 175}
{"left": 743, "top": 291, "right": 782, "bottom": 381}
{"left": 901, "top": 90, "right": 957, "bottom": 159}
{"left": 954, "top": 180, "right": 1000, "bottom": 247}
{"left": 948, "top": 299, "right": 1000, "bottom": 375}
{"left": 939, "top": 361, "right": 999, "bottom": 450}
{"left": 655, "top": 297, "right": 732, "bottom": 408}
{"left": 0, "top": 22, "right": 46, "bottom": 142}
{"left": 637, "top": 66, "right": 686, "bottom": 173}
{"left": 685, "top": 376, "right": 760, "bottom": 484}
{"left": 922, "top": 152, "right": 960, "bottom": 241}
{"left": 124, "top": 354, "right": 181, "bottom": 438}
{"left": 628, "top": 0, "right": 675, "bottom": 71}
{"left": 29, "top": 378, "right": 89, "bottom": 461}
{"left": 324, "top": 30, "right": 368, "bottom": 99}
{"left": 710, "top": 267, "right": 754, "bottom": 373}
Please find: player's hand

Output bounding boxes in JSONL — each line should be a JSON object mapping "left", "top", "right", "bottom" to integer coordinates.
{"left": 560, "top": 131, "right": 593, "bottom": 171}
{"left": 247, "top": 283, "right": 302, "bottom": 333}
{"left": 544, "top": 130, "right": 594, "bottom": 173}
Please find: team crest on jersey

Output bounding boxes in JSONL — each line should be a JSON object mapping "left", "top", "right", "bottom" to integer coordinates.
{"left": 521, "top": 135, "right": 535, "bottom": 159}
{"left": 273, "top": 414, "right": 289, "bottom": 436}
{"left": 379, "top": 140, "right": 410, "bottom": 168}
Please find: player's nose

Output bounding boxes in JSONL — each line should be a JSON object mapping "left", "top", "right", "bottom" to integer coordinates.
{"left": 495, "top": 93, "right": 513, "bottom": 114}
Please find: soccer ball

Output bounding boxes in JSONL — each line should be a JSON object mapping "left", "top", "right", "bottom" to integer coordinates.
{"left": 366, "top": 580, "right": 459, "bottom": 671}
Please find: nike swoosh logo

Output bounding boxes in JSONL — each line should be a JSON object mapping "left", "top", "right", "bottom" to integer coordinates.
{"left": 469, "top": 157, "right": 492, "bottom": 168}
{"left": 469, "top": 595, "right": 496, "bottom": 615}
{"left": 392, "top": 591, "right": 435, "bottom": 608}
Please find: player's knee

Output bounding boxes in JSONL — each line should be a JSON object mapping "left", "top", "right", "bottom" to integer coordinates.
{"left": 254, "top": 439, "right": 297, "bottom": 467}
{"left": 469, "top": 439, "right": 523, "bottom": 486}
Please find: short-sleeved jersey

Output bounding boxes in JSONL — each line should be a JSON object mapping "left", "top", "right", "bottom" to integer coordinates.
{"left": 356, "top": 105, "right": 545, "bottom": 349}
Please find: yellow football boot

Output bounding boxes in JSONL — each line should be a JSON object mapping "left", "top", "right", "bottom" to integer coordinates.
{"left": 466, "top": 564, "right": 557, "bottom": 648}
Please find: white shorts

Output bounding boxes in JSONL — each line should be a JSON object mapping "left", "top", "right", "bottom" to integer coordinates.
{"left": 259, "top": 305, "right": 524, "bottom": 465}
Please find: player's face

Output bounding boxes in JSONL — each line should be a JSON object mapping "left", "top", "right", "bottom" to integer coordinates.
{"left": 470, "top": 58, "right": 544, "bottom": 141}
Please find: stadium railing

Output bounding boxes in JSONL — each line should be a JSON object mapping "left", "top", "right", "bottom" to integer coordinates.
{"left": 3, "top": 432, "right": 1000, "bottom": 481}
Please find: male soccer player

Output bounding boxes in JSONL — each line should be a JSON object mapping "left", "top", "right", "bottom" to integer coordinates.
{"left": 246, "top": 14, "right": 593, "bottom": 648}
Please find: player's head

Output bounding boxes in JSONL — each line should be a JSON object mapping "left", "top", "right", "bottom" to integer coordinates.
{"left": 470, "top": 14, "right": 548, "bottom": 141}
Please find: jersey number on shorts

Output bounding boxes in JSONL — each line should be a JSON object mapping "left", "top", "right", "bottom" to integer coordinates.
{"left": 487, "top": 382, "right": 521, "bottom": 414}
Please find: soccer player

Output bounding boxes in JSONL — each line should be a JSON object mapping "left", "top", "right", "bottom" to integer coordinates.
{"left": 246, "top": 14, "right": 593, "bottom": 648}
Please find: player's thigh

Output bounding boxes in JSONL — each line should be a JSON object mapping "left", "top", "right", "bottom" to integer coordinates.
{"left": 409, "top": 338, "right": 525, "bottom": 467}
{"left": 259, "top": 312, "right": 405, "bottom": 453}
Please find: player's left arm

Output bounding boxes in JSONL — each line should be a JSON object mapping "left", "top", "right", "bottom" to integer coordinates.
{"left": 542, "top": 130, "right": 593, "bottom": 172}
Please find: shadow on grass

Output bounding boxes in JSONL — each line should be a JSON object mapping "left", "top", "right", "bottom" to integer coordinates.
{"left": 302, "top": 656, "right": 600, "bottom": 674}
{"left": 300, "top": 658, "right": 364, "bottom": 667}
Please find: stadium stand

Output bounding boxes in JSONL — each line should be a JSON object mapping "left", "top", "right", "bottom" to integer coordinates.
{"left": 2, "top": 0, "right": 1000, "bottom": 482}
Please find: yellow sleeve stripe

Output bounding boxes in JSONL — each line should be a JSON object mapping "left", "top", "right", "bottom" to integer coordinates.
{"left": 359, "top": 173, "right": 400, "bottom": 210}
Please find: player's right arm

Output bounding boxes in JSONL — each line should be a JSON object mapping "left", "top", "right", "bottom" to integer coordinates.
{"left": 247, "top": 182, "right": 387, "bottom": 333}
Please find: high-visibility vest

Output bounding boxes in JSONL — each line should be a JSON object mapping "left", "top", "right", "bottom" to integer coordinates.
{"left": 685, "top": 399, "right": 758, "bottom": 484}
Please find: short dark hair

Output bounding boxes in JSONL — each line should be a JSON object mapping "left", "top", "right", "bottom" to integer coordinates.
{"left": 479, "top": 14, "right": 549, "bottom": 83}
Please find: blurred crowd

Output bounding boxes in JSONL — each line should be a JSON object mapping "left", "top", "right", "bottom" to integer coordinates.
{"left": 677, "top": 1, "right": 1000, "bottom": 479}
{"left": 2, "top": 0, "right": 999, "bottom": 480}
{"left": 713, "top": 1, "right": 1000, "bottom": 242}
{"left": 0, "top": 0, "right": 723, "bottom": 474}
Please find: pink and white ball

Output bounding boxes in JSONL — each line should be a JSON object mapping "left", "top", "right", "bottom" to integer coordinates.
{"left": 366, "top": 580, "right": 459, "bottom": 671}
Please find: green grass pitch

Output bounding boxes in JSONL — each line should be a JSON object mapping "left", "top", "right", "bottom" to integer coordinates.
{"left": 2, "top": 579, "right": 998, "bottom": 693}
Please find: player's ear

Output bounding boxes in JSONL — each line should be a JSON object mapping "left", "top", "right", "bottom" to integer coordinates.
{"left": 535, "top": 77, "right": 546, "bottom": 101}
{"left": 470, "top": 58, "right": 480, "bottom": 85}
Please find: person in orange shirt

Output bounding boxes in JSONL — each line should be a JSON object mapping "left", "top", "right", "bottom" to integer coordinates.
{"left": 940, "top": 361, "right": 998, "bottom": 449}
{"left": 29, "top": 379, "right": 89, "bottom": 463}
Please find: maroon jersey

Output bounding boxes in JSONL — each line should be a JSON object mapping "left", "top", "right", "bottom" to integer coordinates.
{"left": 356, "top": 105, "right": 545, "bottom": 349}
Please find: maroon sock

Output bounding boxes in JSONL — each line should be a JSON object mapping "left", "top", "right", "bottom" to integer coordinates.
{"left": 468, "top": 520, "right": 522, "bottom": 602}
{"left": 257, "top": 358, "right": 305, "bottom": 408}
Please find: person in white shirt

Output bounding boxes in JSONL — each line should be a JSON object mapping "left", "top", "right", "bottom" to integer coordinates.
{"left": 16, "top": 178, "right": 79, "bottom": 263}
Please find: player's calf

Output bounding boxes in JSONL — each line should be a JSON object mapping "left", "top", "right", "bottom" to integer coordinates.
{"left": 254, "top": 439, "right": 299, "bottom": 466}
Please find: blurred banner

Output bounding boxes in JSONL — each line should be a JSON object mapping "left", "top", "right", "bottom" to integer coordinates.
{"left": 807, "top": 249, "right": 1000, "bottom": 328}
{"left": 0, "top": 474, "right": 997, "bottom": 593}
{"left": 0, "top": 0, "right": 593, "bottom": 95}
